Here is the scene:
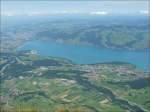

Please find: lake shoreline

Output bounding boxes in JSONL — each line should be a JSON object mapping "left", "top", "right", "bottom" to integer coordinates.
{"left": 18, "top": 40, "right": 150, "bottom": 72}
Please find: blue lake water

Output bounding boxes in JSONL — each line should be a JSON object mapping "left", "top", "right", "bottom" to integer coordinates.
{"left": 19, "top": 40, "right": 150, "bottom": 71}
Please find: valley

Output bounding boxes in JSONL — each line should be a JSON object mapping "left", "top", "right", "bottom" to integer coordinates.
{"left": 0, "top": 51, "right": 150, "bottom": 112}
{"left": 1, "top": 14, "right": 150, "bottom": 112}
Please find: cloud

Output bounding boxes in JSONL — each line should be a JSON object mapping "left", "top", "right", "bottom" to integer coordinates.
{"left": 2, "top": 10, "right": 84, "bottom": 17}
{"left": 1, "top": 12, "right": 17, "bottom": 16}
{"left": 90, "top": 11, "right": 108, "bottom": 15}
{"left": 26, "top": 11, "right": 49, "bottom": 16}
{"left": 2, "top": 11, "right": 50, "bottom": 16}
{"left": 49, "top": 10, "right": 83, "bottom": 15}
{"left": 2, "top": 10, "right": 109, "bottom": 17}
{"left": 139, "top": 10, "right": 149, "bottom": 15}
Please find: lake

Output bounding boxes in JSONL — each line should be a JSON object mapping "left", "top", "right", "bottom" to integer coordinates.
{"left": 19, "top": 40, "right": 149, "bottom": 71}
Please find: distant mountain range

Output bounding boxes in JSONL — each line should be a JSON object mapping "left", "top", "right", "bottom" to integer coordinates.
{"left": 1, "top": 16, "right": 149, "bottom": 51}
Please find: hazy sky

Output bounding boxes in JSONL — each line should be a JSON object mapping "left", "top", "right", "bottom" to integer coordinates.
{"left": 1, "top": 1, "right": 149, "bottom": 16}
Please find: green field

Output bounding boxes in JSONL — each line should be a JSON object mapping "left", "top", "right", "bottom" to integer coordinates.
{"left": 0, "top": 52, "right": 150, "bottom": 112}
